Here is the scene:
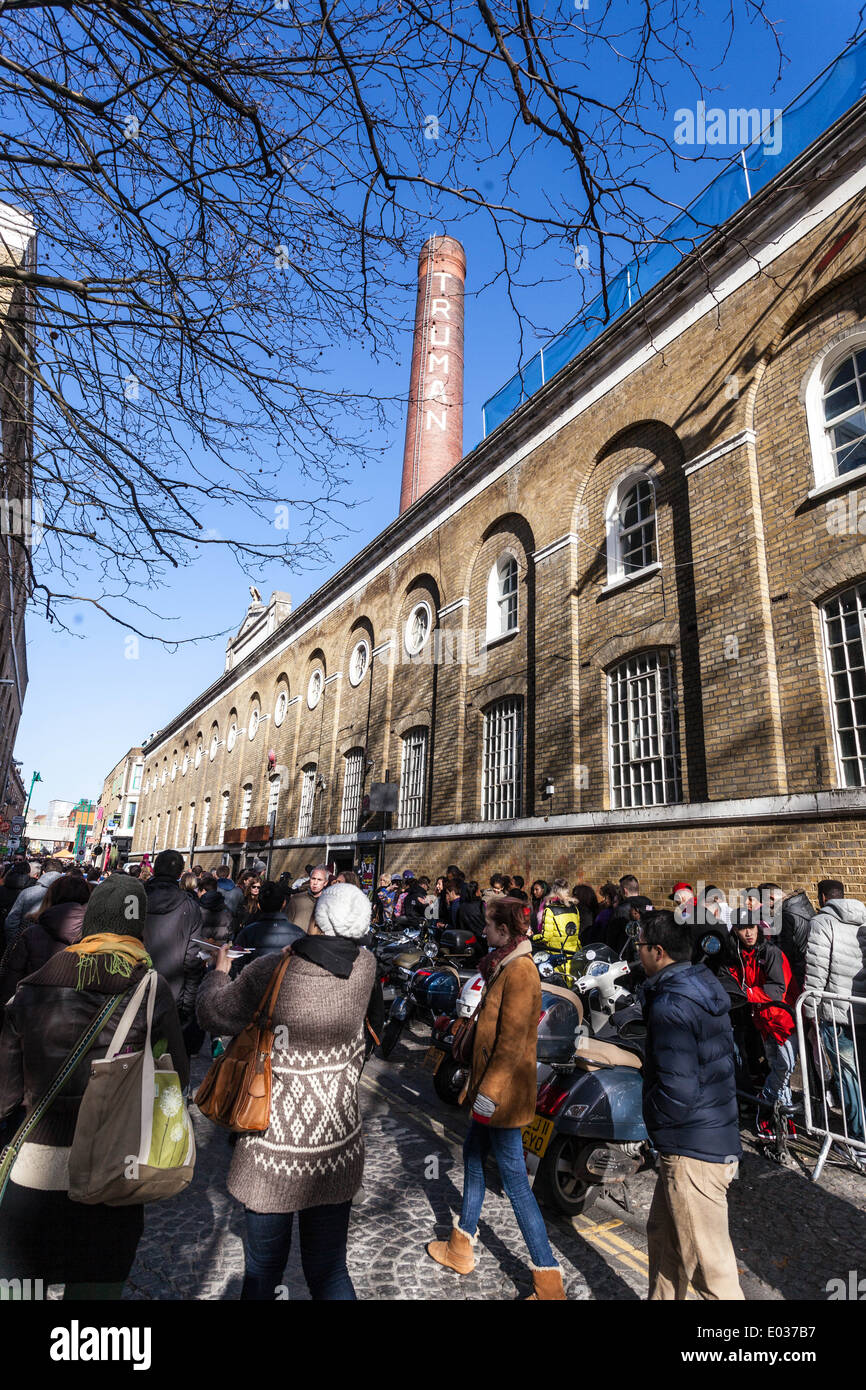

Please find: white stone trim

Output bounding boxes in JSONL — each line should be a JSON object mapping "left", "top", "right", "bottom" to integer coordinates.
{"left": 600, "top": 560, "right": 662, "bottom": 596}
{"left": 371, "top": 640, "right": 393, "bottom": 657}
{"left": 143, "top": 156, "right": 866, "bottom": 758}
{"left": 323, "top": 672, "right": 342, "bottom": 685}
{"left": 532, "top": 533, "right": 579, "bottom": 563}
{"left": 807, "top": 460, "right": 866, "bottom": 501}
{"left": 683, "top": 429, "right": 757, "bottom": 476}
{"left": 268, "top": 787, "right": 866, "bottom": 849}
{"left": 438, "top": 597, "right": 469, "bottom": 618}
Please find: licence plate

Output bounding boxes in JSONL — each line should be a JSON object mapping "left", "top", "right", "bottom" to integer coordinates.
{"left": 521, "top": 1113, "right": 554, "bottom": 1158}
{"left": 422, "top": 1045, "right": 444, "bottom": 1073}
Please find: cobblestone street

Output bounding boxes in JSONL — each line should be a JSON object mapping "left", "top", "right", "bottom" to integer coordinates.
{"left": 120, "top": 1024, "right": 866, "bottom": 1302}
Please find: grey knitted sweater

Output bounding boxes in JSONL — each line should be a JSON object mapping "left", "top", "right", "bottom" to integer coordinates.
{"left": 196, "top": 948, "right": 376, "bottom": 1213}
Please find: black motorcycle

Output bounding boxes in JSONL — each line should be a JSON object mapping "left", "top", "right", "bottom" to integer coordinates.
{"left": 380, "top": 925, "right": 486, "bottom": 1059}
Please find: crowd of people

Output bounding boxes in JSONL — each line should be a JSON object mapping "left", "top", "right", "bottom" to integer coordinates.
{"left": 0, "top": 848, "right": 864, "bottom": 1303}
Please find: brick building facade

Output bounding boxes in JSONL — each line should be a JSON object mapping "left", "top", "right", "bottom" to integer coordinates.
{"left": 131, "top": 97, "right": 866, "bottom": 903}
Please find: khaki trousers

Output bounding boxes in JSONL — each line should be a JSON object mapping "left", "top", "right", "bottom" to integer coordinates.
{"left": 647, "top": 1154, "right": 744, "bottom": 1300}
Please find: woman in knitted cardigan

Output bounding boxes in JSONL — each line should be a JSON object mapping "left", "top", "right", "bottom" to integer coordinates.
{"left": 196, "top": 881, "right": 376, "bottom": 1300}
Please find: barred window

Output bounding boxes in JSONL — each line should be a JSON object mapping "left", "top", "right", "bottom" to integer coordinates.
{"left": 218, "top": 791, "right": 230, "bottom": 844}
{"left": 200, "top": 797, "right": 210, "bottom": 845}
{"left": 267, "top": 776, "right": 281, "bottom": 821}
{"left": 298, "top": 764, "right": 316, "bottom": 837}
{"left": 482, "top": 697, "right": 523, "bottom": 820}
{"left": 240, "top": 784, "right": 253, "bottom": 829}
{"left": 822, "top": 583, "right": 866, "bottom": 786}
{"left": 340, "top": 749, "right": 365, "bottom": 834}
{"left": 187, "top": 803, "right": 195, "bottom": 847}
{"left": 399, "top": 727, "right": 428, "bottom": 829}
{"left": 608, "top": 651, "right": 681, "bottom": 808}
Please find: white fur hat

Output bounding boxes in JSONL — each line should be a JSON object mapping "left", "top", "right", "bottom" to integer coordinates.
{"left": 313, "top": 882, "right": 372, "bottom": 940}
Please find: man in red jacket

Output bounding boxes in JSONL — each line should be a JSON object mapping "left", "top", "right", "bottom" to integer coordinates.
{"left": 728, "top": 914, "right": 798, "bottom": 1138}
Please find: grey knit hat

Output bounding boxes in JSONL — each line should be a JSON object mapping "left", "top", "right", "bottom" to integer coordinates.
{"left": 313, "top": 883, "right": 371, "bottom": 940}
{"left": 82, "top": 873, "right": 148, "bottom": 940}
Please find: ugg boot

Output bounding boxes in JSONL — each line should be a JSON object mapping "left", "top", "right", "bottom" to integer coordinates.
{"left": 524, "top": 1264, "right": 567, "bottom": 1300}
{"left": 426, "top": 1218, "right": 478, "bottom": 1274}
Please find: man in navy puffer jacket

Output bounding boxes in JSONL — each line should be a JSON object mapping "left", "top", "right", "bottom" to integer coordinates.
{"left": 638, "top": 910, "right": 743, "bottom": 1301}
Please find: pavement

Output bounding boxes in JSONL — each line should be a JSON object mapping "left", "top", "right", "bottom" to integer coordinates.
{"left": 105, "top": 1017, "right": 866, "bottom": 1302}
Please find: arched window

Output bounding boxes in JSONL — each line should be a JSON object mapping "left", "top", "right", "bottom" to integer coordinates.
{"left": 486, "top": 554, "right": 519, "bottom": 642}
{"left": 267, "top": 776, "right": 281, "bottom": 822}
{"left": 209, "top": 725, "right": 219, "bottom": 761}
{"left": 194, "top": 738, "right": 203, "bottom": 770}
{"left": 607, "top": 651, "right": 681, "bottom": 808}
{"left": 218, "top": 790, "right": 230, "bottom": 843}
{"left": 605, "top": 475, "right": 658, "bottom": 585}
{"left": 274, "top": 687, "right": 289, "bottom": 726}
{"left": 821, "top": 348, "right": 866, "bottom": 481}
{"left": 240, "top": 783, "right": 253, "bottom": 829}
{"left": 341, "top": 748, "right": 365, "bottom": 834}
{"left": 200, "top": 797, "right": 211, "bottom": 845}
{"left": 226, "top": 715, "right": 238, "bottom": 752}
{"left": 804, "top": 333, "right": 866, "bottom": 489}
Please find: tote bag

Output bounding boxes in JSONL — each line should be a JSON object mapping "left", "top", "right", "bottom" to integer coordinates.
{"left": 68, "top": 969, "right": 195, "bottom": 1206}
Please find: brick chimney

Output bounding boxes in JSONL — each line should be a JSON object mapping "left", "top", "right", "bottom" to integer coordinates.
{"left": 399, "top": 235, "right": 466, "bottom": 513}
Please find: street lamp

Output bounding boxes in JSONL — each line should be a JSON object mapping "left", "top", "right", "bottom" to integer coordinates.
{"left": 23, "top": 770, "right": 42, "bottom": 820}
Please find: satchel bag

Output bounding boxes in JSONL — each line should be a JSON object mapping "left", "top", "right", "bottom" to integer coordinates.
{"left": 194, "top": 954, "right": 292, "bottom": 1132}
{"left": 0, "top": 990, "right": 129, "bottom": 1208}
{"left": 68, "top": 969, "right": 196, "bottom": 1206}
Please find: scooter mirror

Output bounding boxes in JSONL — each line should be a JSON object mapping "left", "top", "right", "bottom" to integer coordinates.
{"left": 625, "top": 921, "right": 640, "bottom": 941}
{"left": 700, "top": 933, "right": 722, "bottom": 956}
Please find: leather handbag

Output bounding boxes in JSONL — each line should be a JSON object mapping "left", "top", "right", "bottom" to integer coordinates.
{"left": 194, "top": 954, "right": 292, "bottom": 1133}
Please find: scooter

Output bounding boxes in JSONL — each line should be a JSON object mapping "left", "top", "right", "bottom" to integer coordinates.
{"left": 526, "top": 1001, "right": 652, "bottom": 1217}
{"left": 427, "top": 970, "right": 485, "bottom": 1104}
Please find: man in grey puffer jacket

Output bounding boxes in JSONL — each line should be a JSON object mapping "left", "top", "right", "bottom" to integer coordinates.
{"left": 3, "top": 859, "right": 64, "bottom": 950}
{"left": 804, "top": 878, "right": 866, "bottom": 1146}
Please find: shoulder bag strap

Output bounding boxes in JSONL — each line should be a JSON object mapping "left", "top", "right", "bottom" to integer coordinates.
{"left": 253, "top": 953, "right": 293, "bottom": 1030}
{"left": 0, "top": 988, "right": 131, "bottom": 1205}
{"left": 104, "top": 970, "right": 156, "bottom": 1060}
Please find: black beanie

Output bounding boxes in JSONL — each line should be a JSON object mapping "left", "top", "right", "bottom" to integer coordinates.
{"left": 82, "top": 874, "right": 148, "bottom": 940}
{"left": 154, "top": 849, "right": 184, "bottom": 880}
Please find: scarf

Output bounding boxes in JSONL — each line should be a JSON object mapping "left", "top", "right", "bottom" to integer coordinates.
{"left": 65, "top": 933, "right": 152, "bottom": 991}
{"left": 291, "top": 933, "right": 361, "bottom": 978}
{"left": 479, "top": 934, "right": 525, "bottom": 983}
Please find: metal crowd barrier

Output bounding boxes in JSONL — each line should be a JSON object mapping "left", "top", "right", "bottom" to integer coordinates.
{"left": 795, "top": 990, "right": 866, "bottom": 1182}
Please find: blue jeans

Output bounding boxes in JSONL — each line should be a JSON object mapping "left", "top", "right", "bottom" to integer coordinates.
{"left": 759, "top": 1034, "right": 796, "bottom": 1112}
{"left": 241, "top": 1202, "right": 356, "bottom": 1300}
{"left": 459, "top": 1122, "right": 558, "bottom": 1268}
{"left": 820, "top": 1021, "right": 865, "bottom": 1142}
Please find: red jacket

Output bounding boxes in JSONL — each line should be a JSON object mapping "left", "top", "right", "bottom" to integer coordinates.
{"left": 727, "top": 940, "right": 796, "bottom": 1043}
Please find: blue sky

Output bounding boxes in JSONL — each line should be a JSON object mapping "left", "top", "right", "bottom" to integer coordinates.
{"left": 16, "top": 3, "right": 862, "bottom": 813}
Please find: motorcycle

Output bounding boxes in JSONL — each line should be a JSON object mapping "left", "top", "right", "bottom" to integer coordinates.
{"left": 379, "top": 925, "right": 484, "bottom": 1059}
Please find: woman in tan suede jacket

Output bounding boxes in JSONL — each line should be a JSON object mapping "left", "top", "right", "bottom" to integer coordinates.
{"left": 426, "top": 897, "right": 566, "bottom": 1300}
